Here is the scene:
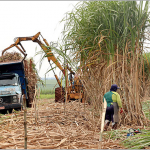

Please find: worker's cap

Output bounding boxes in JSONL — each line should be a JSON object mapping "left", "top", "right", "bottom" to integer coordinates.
{"left": 112, "top": 84, "right": 120, "bottom": 89}
{"left": 110, "top": 84, "right": 120, "bottom": 91}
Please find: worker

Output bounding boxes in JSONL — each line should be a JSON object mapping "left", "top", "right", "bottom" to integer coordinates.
{"left": 103, "top": 84, "right": 123, "bottom": 131}
{"left": 73, "top": 66, "right": 81, "bottom": 89}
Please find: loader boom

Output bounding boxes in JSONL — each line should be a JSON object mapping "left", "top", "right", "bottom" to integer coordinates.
{"left": 2, "top": 32, "right": 66, "bottom": 76}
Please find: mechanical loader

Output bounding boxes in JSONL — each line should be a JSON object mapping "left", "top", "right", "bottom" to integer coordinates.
{"left": 2, "top": 32, "right": 84, "bottom": 103}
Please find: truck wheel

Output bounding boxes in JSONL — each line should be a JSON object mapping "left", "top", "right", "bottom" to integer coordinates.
{"left": 8, "top": 109, "right": 12, "bottom": 113}
{"left": 26, "top": 99, "right": 30, "bottom": 107}
{"left": 20, "top": 95, "right": 23, "bottom": 105}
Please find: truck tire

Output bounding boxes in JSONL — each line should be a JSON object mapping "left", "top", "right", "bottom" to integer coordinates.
{"left": 26, "top": 99, "right": 30, "bottom": 107}
{"left": 55, "top": 87, "right": 65, "bottom": 103}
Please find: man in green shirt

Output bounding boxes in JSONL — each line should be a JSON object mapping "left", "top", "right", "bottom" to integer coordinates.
{"left": 103, "top": 84, "right": 123, "bottom": 131}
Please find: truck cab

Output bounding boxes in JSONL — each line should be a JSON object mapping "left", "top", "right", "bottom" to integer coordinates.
{"left": 0, "top": 61, "right": 29, "bottom": 112}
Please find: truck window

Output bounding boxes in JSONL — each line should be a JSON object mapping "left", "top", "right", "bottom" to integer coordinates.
{"left": 0, "top": 75, "right": 18, "bottom": 86}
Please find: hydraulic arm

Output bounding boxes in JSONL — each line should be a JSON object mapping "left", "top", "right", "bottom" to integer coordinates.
{"left": 2, "top": 32, "right": 71, "bottom": 87}
{"left": 2, "top": 32, "right": 65, "bottom": 76}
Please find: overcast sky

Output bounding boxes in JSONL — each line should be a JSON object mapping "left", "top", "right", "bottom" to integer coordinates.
{"left": 0, "top": 1, "right": 79, "bottom": 78}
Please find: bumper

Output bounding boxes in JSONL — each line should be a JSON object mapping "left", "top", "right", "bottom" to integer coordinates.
{"left": 0, "top": 103, "right": 22, "bottom": 110}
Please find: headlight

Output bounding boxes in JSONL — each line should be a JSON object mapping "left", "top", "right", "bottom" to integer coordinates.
{"left": 13, "top": 96, "right": 17, "bottom": 99}
{"left": 13, "top": 99, "right": 18, "bottom": 103}
{"left": 12, "top": 95, "right": 18, "bottom": 103}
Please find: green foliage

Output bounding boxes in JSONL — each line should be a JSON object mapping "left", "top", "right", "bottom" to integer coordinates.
{"left": 125, "top": 105, "right": 150, "bottom": 149}
{"left": 122, "top": 129, "right": 150, "bottom": 149}
{"left": 142, "top": 100, "right": 150, "bottom": 120}
{"left": 62, "top": 1, "right": 150, "bottom": 62}
{"left": 35, "top": 41, "right": 78, "bottom": 76}
{"left": 103, "top": 128, "right": 150, "bottom": 149}
{"left": 143, "top": 52, "right": 150, "bottom": 78}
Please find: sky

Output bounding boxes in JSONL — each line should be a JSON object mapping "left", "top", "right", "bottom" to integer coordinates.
{"left": 0, "top": 1, "right": 79, "bottom": 78}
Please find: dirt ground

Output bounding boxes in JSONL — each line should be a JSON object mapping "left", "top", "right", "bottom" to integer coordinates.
{"left": 0, "top": 99, "right": 143, "bottom": 149}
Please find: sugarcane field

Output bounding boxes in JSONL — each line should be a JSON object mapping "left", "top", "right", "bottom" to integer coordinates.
{"left": 1, "top": 1, "right": 150, "bottom": 149}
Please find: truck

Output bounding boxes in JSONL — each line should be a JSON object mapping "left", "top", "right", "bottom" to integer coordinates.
{"left": 0, "top": 60, "right": 29, "bottom": 112}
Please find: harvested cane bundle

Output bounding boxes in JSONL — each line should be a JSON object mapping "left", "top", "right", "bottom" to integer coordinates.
{"left": 0, "top": 52, "right": 39, "bottom": 107}
{"left": 24, "top": 59, "right": 39, "bottom": 106}
{"left": 0, "top": 52, "right": 22, "bottom": 62}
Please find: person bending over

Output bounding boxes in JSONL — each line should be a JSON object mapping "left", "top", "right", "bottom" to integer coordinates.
{"left": 103, "top": 84, "right": 123, "bottom": 130}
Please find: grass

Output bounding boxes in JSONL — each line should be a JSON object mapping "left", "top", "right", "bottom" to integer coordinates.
{"left": 39, "top": 94, "right": 55, "bottom": 99}
{"left": 104, "top": 129, "right": 128, "bottom": 141}
{"left": 142, "top": 100, "right": 150, "bottom": 120}
{"left": 122, "top": 129, "right": 150, "bottom": 149}
{"left": 103, "top": 128, "right": 150, "bottom": 149}
{"left": 40, "top": 89, "right": 55, "bottom": 95}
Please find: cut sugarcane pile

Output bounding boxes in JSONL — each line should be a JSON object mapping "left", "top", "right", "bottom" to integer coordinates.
{"left": 0, "top": 52, "right": 22, "bottom": 62}
{"left": 0, "top": 99, "right": 125, "bottom": 149}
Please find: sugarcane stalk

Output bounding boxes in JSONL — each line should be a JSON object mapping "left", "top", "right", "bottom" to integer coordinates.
{"left": 34, "top": 86, "right": 37, "bottom": 124}
{"left": 98, "top": 98, "right": 107, "bottom": 149}
{"left": 23, "top": 97, "right": 27, "bottom": 149}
